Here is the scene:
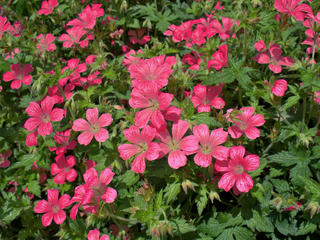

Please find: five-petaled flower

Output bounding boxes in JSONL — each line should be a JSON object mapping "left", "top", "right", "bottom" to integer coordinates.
{"left": 72, "top": 107, "right": 113, "bottom": 146}
{"left": 34, "top": 189, "right": 70, "bottom": 227}
{"left": 0, "top": 149, "right": 12, "bottom": 168}
{"left": 118, "top": 125, "right": 161, "bottom": 173}
{"left": 227, "top": 107, "right": 265, "bottom": 140}
{"left": 215, "top": 146, "right": 260, "bottom": 195}
{"left": 87, "top": 229, "right": 109, "bottom": 240}
{"left": 3, "top": 63, "right": 34, "bottom": 89}
{"left": 51, "top": 154, "right": 77, "bottom": 185}
{"left": 38, "top": 0, "right": 58, "bottom": 15}
{"left": 24, "top": 96, "right": 64, "bottom": 136}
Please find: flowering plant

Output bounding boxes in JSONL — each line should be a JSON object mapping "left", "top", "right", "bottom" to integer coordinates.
{"left": 1, "top": 0, "right": 320, "bottom": 239}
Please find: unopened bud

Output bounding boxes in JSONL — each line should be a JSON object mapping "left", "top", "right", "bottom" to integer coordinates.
{"left": 155, "top": 227, "right": 160, "bottom": 239}
{"left": 186, "top": 180, "right": 196, "bottom": 192}
{"left": 167, "top": 224, "right": 173, "bottom": 237}
{"left": 160, "top": 224, "right": 167, "bottom": 236}
{"left": 209, "top": 191, "right": 220, "bottom": 203}
{"left": 182, "top": 181, "right": 188, "bottom": 194}
{"left": 151, "top": 227, "right": 156, "bottom": 236}
{"left": 120, "top": 0, "right": 128, "bottom": 13}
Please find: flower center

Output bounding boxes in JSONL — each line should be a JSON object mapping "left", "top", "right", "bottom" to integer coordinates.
{"left": 201, "top": 144, "right": 212, "bottom": 154}
{"left": 52, "top": 205, "right": 60, "bottom": 213}
{"left": 0, "top": 157, "right": 4, "bottom": 164}
{"left": 90, "top": 124, "right": 100, "bottom": 133}
{"left": 146, "top": 74, "right": 156, "bottom": 81}
{"left": 64, "top": 167, "right": 70, "bottom": 173}
{"left": 234, "top": 165, "right": 244, "bottom": 174}
{"left": 239, "top": 122, "right": 247, "bottom": 130}
{"left": 138, "top": 141, "right": 148, "bottom": 152}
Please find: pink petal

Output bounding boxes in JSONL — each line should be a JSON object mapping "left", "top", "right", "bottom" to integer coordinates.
{"left": 98, "top": 113, "right": 113, "bottom": 127}
{"left": 243, "top": 154, "right": 260, "bottom": 171}
{"left": 86, "top": 107, "right": 99, "bottom": 125}
{"left": 72, "top": 119, "right": 91, "bottom": 131}
{"left": 66, "top": 169, "right": 77, "bottom": 182}
{"left": 41, "top": 212, "right": 55, "bottom": 227}
{"left": 101, "top": 187, "right": 117, "bottom": 203}
{"left": 38, "top": 122, "right": 53, "bottom": 136}
{"left": 244, "top": 127, "right": 261, "bottom": 140}
{"left": 53, "top": 210, "right": 66, "bottom": 225}
{"left": 235, "top": 172, "right": 253, "bottom": 192}
{"left": 50, "top": 108, "right": 64, "bottom": 121}
{"left": 131, "top": 153, "right": 146, "bottom": 173}
{"left": 211, "top": 146, "right": 229, "bottom": 161}
{"left": 77, "top": 131, "right": 94, "bottom": 146}
{"left": 179, "top": 135, "right": 199, "bottom": 153}
{"left": 168, "top": 149, "right": 187, "bottom": 169}
{"left": 194, "top": 152, "right": 212, "bottom": 167}
{"left": 123, "top": 125, "right": 141, "bottom": 145}
{"left": 34, "top": 200, "right": 52, "bottom": 213}
{"left": 145, "top": 142, "right": 161, "bottom": 160}
{"left": 100, "top": 167, "right": 115, "bottom": 186}
{"left": 228, "top": 126, "right": 243, "bottom": 139}
{"left": 172, "top": 120, "right": 189, "bottom": 142}
{"left": 118, "top": 144, "right": 141, "bottom": 160}
{"left": 218, "top": 172, "right": 237, "bottom": 192}
{"left": 94, "top": 128, "right": 109, "bottom": 142}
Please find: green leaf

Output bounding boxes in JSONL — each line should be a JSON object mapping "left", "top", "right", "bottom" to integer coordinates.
{"left": 296, "top": 221, "right": 317, "bottom": 235}
{"left": 299, "top": 176, "right": 320, "bottom": 194}
{"left": 267, "top": 151, "right": 300, "bottom": 166}
{"left": 197, "top": 218, "right": 225, "bottom": 237}
{"left": 0, "top": 56, "right": 11, "bottom": 71}
{"left": 216, "top": 229, "right": 233, "bottom": 240}
{"left": 154, "top": 190, "right": 163, "bottom": 211}
{"left": 18, "top": 94, "right": 34, "bottom": 109}
{"left": 7, "top": 154, "right": 37, "bottom": 171}
{"left": 275, "top": 218, "right": 298, "bottom": 236}
{"left": 202, "top": 68, "right": 237, "bottom": 85}
{"left": 164, "top": 182, "right": 180, "bottom": 204}
{"left": 191, "top": 112, "right": 223, "bottom": 127}
{"left": 120, "top": 170, "right": 139, "bottom": 186}
{"left": 280, "top": 95, "right": 300, "bottom": 111}
{"left": 171, "top": 218, "right": 197, "bottom": 234}
{"left": 232, "top": 227, "right": 253, "bottom": 240}
{"left": 270, "top": 179, "right": 290, "bottom": 193}
{"left": 245, "top": 210, "right": 274, "bottom": 232}
{"left": 27, "top": 180, "right": 41, "bottom": 198}
{"left": 195, "top": 187, "right": 208, "bottom": 215}
{"left": 0, "top": 207, "right": 22, "bottom": 224}
{"left": 68, "top": 218, "right": 86, "bottom": 237}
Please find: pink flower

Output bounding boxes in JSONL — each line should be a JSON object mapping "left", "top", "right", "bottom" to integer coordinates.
{"left": 191, "top": 84, "right": 225, "bottom": 112}
{"left": 0, "top": 16, "right": 13, "bottom": 40}
{"left": 253, "top": 42, "right": 294, "bottom": 73}
{"left": 129, "top": 82, "right": 173, "bottom": 130}
{"left": 47, "top": 83, "right": 74, "bottom": 104}
{"left": 72, "top": 107, "right": 113, "bottom": 146}
{"left": 4, "top": 48, "right": 20, "bottom": 60}
{"left": 118, "top": 125, "right": 161, "bottom": 173}
{"left": 83, "top": 167, "right": 117, "bottom": 203}
{"left": 274, "top": 0, "right": 312, "bottom": 22}
{"left": 227, "top": 107, "right": 265, "bottom": 140}
{"left": 59, "top": 58, "right": 87, "bottom": 86}
{"left": 3, "top": 63, "right": 33, "bottom": 89}
{"left": 254, "top": 40, "right": 266, "bottom": 52}
{"left": 26, "top": 131, "right": 38, "bottom": 147}
{"left": 128, "top": 28, "right": 150, "bottom": 45}
{"left": 36, "top": 33, "right": 56, "bottom": 52}
{"left": 88, "top": 229, "right": 109, "bottom": 240}
{"left": 69, "top": 184, "right": 93, "bottom": 220}
{"left": 11, "top": 21, "right": 24, "bottom": 37}
{"left": 83, "top": 4, "right": 104, "bottom": 17}
{"left": 193, "top": 125, "right": 229, "bottom": 167}
{"left": 191, "top": 28, "right": 207, "bottom": 46}
{"left": 181, "top": 51, "right": 203, "bottom": 70}
{"left": 49, "top": 129, "right": 77, "bottom": 155}
{"left": 0, "top": 149, "right": 12, "bottom": 168}
{"left": 155, "top": 120, "right": 199, "bottom": 169}
{"left": 207, "top": 44, "right": 228, "bottom": 70}
{"left": 210, "top": 17, "right": 239, "bottom": 39}
{"left": 215, "top": 146, "right": 259, "bottom": 194}
{"left": 214, "top": 1, "right": 225, "bottom": 10}
{"left": 58, "top": 27, "right": 88, "bottom": 48}
{"left": 271, "top": 79, "right": 288, "bottom": 97}
{"left": 122, "top": 49, "right": 143, "bottom": 68}
{"left": 24, "top": 96, "right": 64, "bottom": 136}
{"left": 129, "top": 55, "right": 173, "bottom": 90}
{"left": 38, "top": 0, "right": 58, "bottom": 15}
{"left": 67, "top": 10, "right": 98, "bottom": 30}
{"left": 86, "top": 55, "right": 96, "bottom": 65}
{"left": 51, "top": 154, "right": 77, "bottom": 185}
{"left": 34, "top": 189, "right": 70, "bottom": 227}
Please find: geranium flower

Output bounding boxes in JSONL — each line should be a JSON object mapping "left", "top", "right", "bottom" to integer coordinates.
{"left": 227, "top": 107, "right": 265, "bottom": 140}
{"left": 83, "top": 4, "right": 105, "bottom": 17}
{"left": 34, "top": 189, "right": 70, "bottom": 227}
{"left": 38, "top": 0, "right": 58, "bottom": 15}
{"left": 181, "top": 51, "right": 203, "bottom": 70}
{"left": 83, "top": 167, "right": 117, "bottom": 203}
{"left": 274, "top": 0, "right": 312, "bottom": 22}
{"left": 88, "top": 229, "right": 109, "bottom": 240}
{"left": 59, "top": 58, "right": 87, "bottom": 86}
{"left": 69, "top": 183, "right": 93, "bottom": 220}
{"left": 210, "top": 17, "right": 239, "bottom": 39}
{"left": 0, "top": 149, "right": 12, "bottom": 168}
{"left": 207, "top": 44, "right": 228, "bottom": 70}
{"left": 67, "top": 10, "right": 98, "bottom": 30}
{"left": 24, "top": 96, "right": 64, "bottom": 136}
{"left": 36, "top": 33, "right": 56, "bottom": 52}
{"left": 47, "top": 83, "right": 74, "bottom": 104}
{"left": 72, "top": 107, "right": 113, "bottom": 146}
{"left": 0, "top": 16, "right": 13, "bottom": 40}
{"left": 191, "top": 84, "right": 225, "bottom": 112}
{"left": 128, "top": 28, "right": 150, "bottom": 45}
{"left": 190, "top": 28, "right": 207, "bottom": 46}
{"left": 51, "top": 154, "right": 77, "bottom": 185}
{"left": 118, "top": 125, "right": 161, "bottom": 173}
{"left": 253, "top": 42, "right": 294, "bottom": 73}
{"left": 3, "top": 63, "right": 33, "bottom": 89}
{"left": 215, "top": 146, "right": 259, "bottom": 194}
{"left": 271, "top": 79, "right": 288, "bottom": 97}
{"left": 129, "top": 55, "right": 173, "bottom": 90}
{"left": 129, "top": 82, "right": 173, "bottom": 130}
{"left": 49, "top": 130, "right": 77, "bottom": 155}
{"left": 26, "top": 131, "right": 38, "bottom": 147}
{"left": 193, "top": 125, "right": 229, "bottom": 167}
{"left": 122, "top": 49, "right": 143, "bottom": 68}
{"left": 58, "top": 27, "right": 88, "bottom": 48}
{"left": 155, "top": 120, "right": 199, "bottom": 169}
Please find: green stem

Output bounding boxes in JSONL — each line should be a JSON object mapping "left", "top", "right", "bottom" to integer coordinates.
{"left": 238, "top": 88, "right": 244, "bottom": 107}
{"left": 302, "top": 98, "right": 307, "bottom": 134}
{"left": 263, "top": 140, "right": 274, "bottom": 155}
